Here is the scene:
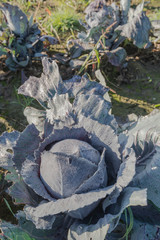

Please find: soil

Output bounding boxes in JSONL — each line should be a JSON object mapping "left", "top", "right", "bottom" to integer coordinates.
{"left": 108, "top": 43, "right": 160, "bottom": 122}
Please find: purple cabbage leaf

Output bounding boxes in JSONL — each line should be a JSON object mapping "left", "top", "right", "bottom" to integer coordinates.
{"left": 18, "top": 57, "right": 116, "bottom": 129}
{"left": 130, "top": 218, "right": 160, "bottom": 240}
{"left": 68, "top": 187, "right": 146, "bottom": 240}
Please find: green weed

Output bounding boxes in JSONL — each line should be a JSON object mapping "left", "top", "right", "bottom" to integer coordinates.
{"left": 46, "top": 7, "right": 83, "bottom": 35}
{"left": 120, "top": 207, "right": 134, "bottom": 240}
{"left": 53, "top": 0, "right": 90, "bottom": 11}
{"left": 13, "top": 87, "right": 34, "bottom": 110}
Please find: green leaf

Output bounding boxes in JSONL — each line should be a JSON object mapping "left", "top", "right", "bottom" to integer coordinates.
{"left": 16, "top": 211, "right": 64, "bottom": 240}
{"left": 120, "top": 207, "right": 134, "bottom": 240}
{"left": 94, "top": 49, "right": 100, "bottom": 68}
{"left": 154, "top": 104, "right": 160, "bottom": 108}
{"left": 3, "top": 198, "right": 16, "bottom": 218}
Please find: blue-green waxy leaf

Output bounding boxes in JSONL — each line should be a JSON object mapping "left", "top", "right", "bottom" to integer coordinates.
{"left": 0, "top": 3, "right": 28, "bottom": 37}
{"left": 0, "top": 221, "right": 35, "bottom": 240}
{"left": 16, "top": 211, "right": 64, "bottom": 240}
{"left": 5, "top": 55, "right": 18, "bottom": 71}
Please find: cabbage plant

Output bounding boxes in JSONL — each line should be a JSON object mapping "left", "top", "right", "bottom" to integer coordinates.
{"left": 0, "top": 3, "right": 57, "bottom": 71}
{"left": 0, "top": 58, "right": 148, "bottom": 239}
{"left": 118, "top": 109, "right": 160, "bottom": 238}
{"left": 68, "top": 0, "right": 151, "bottom": 68}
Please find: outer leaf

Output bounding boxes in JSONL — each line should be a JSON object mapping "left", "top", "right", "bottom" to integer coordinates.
{"left": 24, "top": 107, "right": 46, "bottom": 132}
{"left": 12, "top": 50, "right": 29, "bottom": 67}
{"left": 120, "top": 109, "right": 160, "bottom": 150}
{"left": 20, "top": 159, "right": 54, "bottom": 201}
{"left": 68, "top": 188, "right": 147, "bottom": 240}
{"left": 130, "top": 219, "right": 160, "bottom": 240}
{"left": 95, "top": 69, "right": 107, "bottom": 87}
{"left": 0, "top": 221, "right": 35, "bottom": 240}
{"left": 18, "top": 59, "right": 113, "bottom": 124}
{"left": 126, "top": 110, "right": 160, "bottom": 139}
{"left": 0, "top": 3, "right": 28, "bottom": 36}
{"left": 0, "top": 131, "right": 20, "bottom": 169}
{"left": 18, "top": 58, "right": 109, "bottom": 105}
{"left": 85, "top": 3, "right": 119, "bottom": 30}
{"left": 73, "top": 93, "right": 116, "bottom": 126}
{"left": 116, "top": 10, "right": 151, "bottom": 48}
{"left": 131, "top": 146, "right": 160, "bottom": 209}
{"left": 131, "top": 203, "right": 160, "bottom": 225}
{"left": 46, "top": 93, "right": 75, "bottom": 127}
{"left": 106, "top": 47, "right": 127, "bottom": 67}
{"left": 5, "top": 55, "right": 18, "bottom": 71}
{"left": 16, "top": 211, "right": 65, "bottom": 240}
{"left": 6, "top": 168, "right": 37, "bottom": 205}
{"left": 18, "top": 57, "right": 67, "bottom": 105}
{"left": 84, "top": 0, "right": 106, "bottom": 15}
{"left": 39, "top": 35, "right": 58, "bottom": 45}
{"left": 103, "top": 148, "right": 136, "bottom": 210}
{"left": 68, "top": 215, "right": 111, "bottom": 240}
{"left": 35, "top": 126, "right": 90, "bottom": 159}
{"left": 115, "top": 148, "right": 136, "bottom": 191}
{"left": 12, "top": 124, "right": 41, "bottom": 171}
{"left": 24, "top": 185, "right": 116, "bottom": 229}
{"left": 120, "top": 0, "right": 131, "bottom": 23}
{"left": 122, "top": 110, "right": 160, "bottom": 220}
{"left": 67, "top": 74, "right": 108, "bottom": 98}
{"left": 29, "top": 15, "right": 33, "bottom": 28}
